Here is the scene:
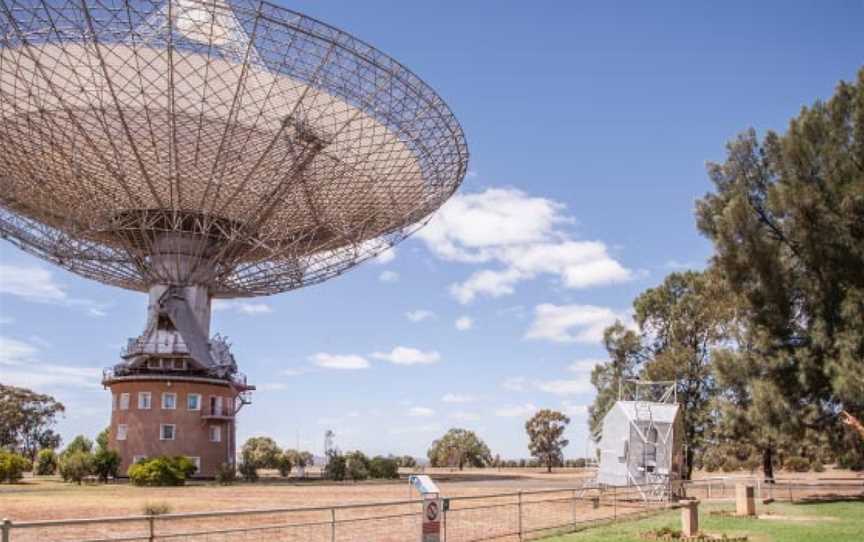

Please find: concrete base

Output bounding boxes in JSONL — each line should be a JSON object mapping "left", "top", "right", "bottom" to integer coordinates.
{"left": 681, "top": 500, "right": 699, "bottom": 537}
{"left": 736, "top": 484, "right": 756, "bottom": 516}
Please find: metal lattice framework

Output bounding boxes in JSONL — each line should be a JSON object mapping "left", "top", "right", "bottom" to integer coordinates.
{"left": 0, "top": 0, "right": 468, "bottom": 297}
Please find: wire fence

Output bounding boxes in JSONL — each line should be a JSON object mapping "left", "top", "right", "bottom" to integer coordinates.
{"left": 682, "top": 477, "right": 864, "bottom": 503}
{"left": 4, "top": 479, "right": 859, "bottom": 542}
{"left": 0, "top": 485, "right": 666, "bottom": 542}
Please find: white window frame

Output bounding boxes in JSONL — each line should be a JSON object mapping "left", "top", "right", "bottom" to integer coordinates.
{"left": 112, "top": 394, "right": 118, "bottom": 410}
{"left": 159, "top": 424, "right": 176, "bottom": 441}
{"left": 187, "top": 393, "right": 201, "bottom": 411}
{"left": 187, "top": 456, "right": 200, "bottom": 473}
{"left": 210, "top": 395, "right": 223, "bottom": 416}
{"left": 119, "top": 393, "right": 130, "bottom": 410}
{"left": 138, "top": 391, "right": 151, "bottom": 410}
{"left": 116, "top": 424, "right": 128, "bottom": 441}
{"left": 133, "top": 455, "right": 147, "bottom": 464}
{"left": 173, "top": 359, "right": 186, "bottom": 370}
{"left": 209, "top": 425, "right": 222, "bottom": 442}
{"left": 162, "top": 392, "right": 177, "bottom": 410}
{"left": 147, "top": 359, "right": 161, "bottom": 369}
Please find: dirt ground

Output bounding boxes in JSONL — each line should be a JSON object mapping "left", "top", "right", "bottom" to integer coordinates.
{"left": 1, "top": 466, "right": 859, "bottom": 522}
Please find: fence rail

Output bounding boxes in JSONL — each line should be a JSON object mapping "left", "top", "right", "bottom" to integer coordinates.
{"left": 682, "top": 477, "right": 864, "bottom": 503}
{"left": 0, "top": 484, "right": 668, "bottom": 542}
{"left": 4, "top": 479, "right": 859, "bottom": 542}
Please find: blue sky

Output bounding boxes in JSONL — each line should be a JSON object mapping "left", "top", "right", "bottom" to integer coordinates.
{"left": 1, "top": 1, "right": 862, "bottom": 459}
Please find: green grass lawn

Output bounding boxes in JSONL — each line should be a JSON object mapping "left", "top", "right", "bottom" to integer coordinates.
{"left": 543, "top": 500, "right": 864, "bottom": 542}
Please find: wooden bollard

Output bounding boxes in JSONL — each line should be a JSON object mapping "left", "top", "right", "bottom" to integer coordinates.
{"left": 681, "top": 499, "right": 699, "bottom": 537}
{"left": 736, "top": 484, "right": 755, "bottom": 516}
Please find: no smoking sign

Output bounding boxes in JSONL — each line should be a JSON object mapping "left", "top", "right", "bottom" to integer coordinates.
{"left": 421, "top": 498, "right": 442, "bottom": 542}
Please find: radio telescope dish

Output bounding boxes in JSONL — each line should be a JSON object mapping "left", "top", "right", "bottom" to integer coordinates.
{"left": 0, "top": 0, "right": 468, "bottom": 298}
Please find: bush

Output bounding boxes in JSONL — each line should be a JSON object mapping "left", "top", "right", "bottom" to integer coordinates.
{"left": 0, "top": 450, "right": 32, "bottom": 483}
{"left": 324, "top": 450, "right": 347, "bottom": 481}
{"left": 93, "top": 448, "right": 121, "bottom": 482}
{"left": 142, "top": 502, "right": 172, "bottom": 515}
{"left": 345, "top": 451, "right": 370, "bottom": 481}
{"left": 128, "top": 456, "right": 196, "bottom": 486}
{"left": 35, "top": 449, "right": 58, "bottom": 475}
{"left": 64, "top": 435, "right": 93, "bottom": 455}
{"left": 276, "top": 454, "right": 293, "bottom": 477}
{"left": 784, "top": 456, "right": 810, "bottom": 472}
{"left": 215, "top": 463, "right": 236, "bottom": 485}
{"left": 238, "top": 461, "right": 258, "bottom": 482}
{"left": 59, "top": 451, "right": 94, "bottom": 484}
{"left": 812, "top": 460, "right": 825, "bottom": 473}
{"left": 369, "top": 456, "right": 399, "bottom": 479}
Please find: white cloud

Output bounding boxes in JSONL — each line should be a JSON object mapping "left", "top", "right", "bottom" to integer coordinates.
{"left": 442, "top": 393, "right": 477, "bottom": 404}
{"left": 0, "top": 265, "right": 108, "bottom": 317}
{"left": 379, "top": 270, "right": 400, "bottom": 283}
{"left": 282, "top": 368, "right": 308, "bottom": 377}
{"left": 389, "top": 423, "right": 442, "bottom": 435}
{"left": 374, "top": 247, "right": 397, "bottom": 265}
{"left": 310, "top": 353, "right": 370, "bottom": 370}
{"left": 212, "top": 300, "right": 273, "bottom": 315}
{"left": 417, "top": 188, "right": 632, "bottom": 303}
{"left": 455, "top": 316, "right": 473, "bottom": 331}
{"left": 494, "top": 403, "right": 538, "bottom": 418}
{"left": 533, "top": 379, "right": 593, "bottom": 396}
{"left": 259, "top": 382, "right": 288, "bottom": 391}
{"left": 0, "top": 335, "right": 101, "bottom": 388}
{"left": 567, "top": 358, "right": 604, "bottom": 375}
{"left": 501, "top": 377, "right": 528, "bottom": 392}
{"left": 406, "top": 309, "right": 436, "bottom": 323}
{"left": 408, "top": 406, "right": 435, "bottom": 417}
{"left": 449, "top": 411, "right": 481, "bottom": 421}
{"left": 372, "top": 346, "right": 440, "bottom": 366}
{"left": 562, "top": 401, "right": 589, "bottom": 417}
{"left": 525, "top": 303, "right": 624, "bottom": 344}
{"left": 0, "top": 264, "right": 67, "bottom": 302}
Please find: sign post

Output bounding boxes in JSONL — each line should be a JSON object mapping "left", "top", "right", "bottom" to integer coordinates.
{"left": 409, "top": 475, "right": 442, "bottom": 542}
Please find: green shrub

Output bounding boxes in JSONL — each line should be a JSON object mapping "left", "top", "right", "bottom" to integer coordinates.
{"left": 58, "top": 451, "right": 94, "bottom": 484}
{"left": 276, "top": 454, "right": 292, "bottom": 477}
{"left": 346, "top": 451, "right": 370, "bottom": 481}
{"left": 64, "top": 435, "right": 93, "bottom": 455}
{"left": 812, "top": 460, "right": 826, "bottom": 473}
{"left": 369, "top": 456, "right": 399, "bottom": 479}
{"left": 784, "top": 456, "right": 810, "bottom": 472}
{"left": 35, "top": 449, "right": 58, "bottom": 475}
{"left": 128, "top": 456, "right": 196, "bottom": 486}
{"left": 142, "top": 502, "right": 172, "bottom": 515}
{"left": 238, "top": 461, "right": 258, "bottom": 482}
{"left": 215, "top": 462, "right": 236, "bottom": 485}
{"left": 324, "top": 450, "right": 347, "bottom": 481}
{"left": 93, "top": 448, "right": 121, "bottom": 482}
{"left": 0, "top": 450, "right": 32, "bottom": 483}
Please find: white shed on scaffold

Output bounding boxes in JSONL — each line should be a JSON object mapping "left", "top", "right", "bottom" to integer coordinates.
{"left": 596, "top": 400, "right": 685, "bottom": 493}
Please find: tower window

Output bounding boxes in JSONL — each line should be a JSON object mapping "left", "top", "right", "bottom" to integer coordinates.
{"left": 209, "top": 425, "right": 221, "bottom": 442}
{"left": 138, "top": 392, "right": 152, "bottom": 409}
{"left": 187, "top": 393, "right": 201, "bottom": 411}
{"left": 160, "top": 424, "right": 176, "bottom": 440}
{"left": 117, "top": 424, "right": 128, "bottom": 441}
{"left": 119, "top": 393, "right": 130, "bottom": 410}
{"left": 162, "top": 392, "right": 177, "bottom": 409}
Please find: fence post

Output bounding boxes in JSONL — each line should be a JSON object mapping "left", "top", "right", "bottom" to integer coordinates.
{"left": 147, "top": 515, "right": 154, "bottom": 542}
{"left": 517, "top": 491, "right": 523, "bottom": 541}
{"left": 330, "top": 508, "right": 336, "bottom": 542}
{"left": 613, "top": 486, "right": 617, "bottom": 520}
{"left": 2, "top": 518, "right": 10, "bottom": 542}
{"left": 443, "top": 506, "right": 447, "bottom": 542}
{"left": 571, "top": 489, "right": 577, "bottom": 529}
